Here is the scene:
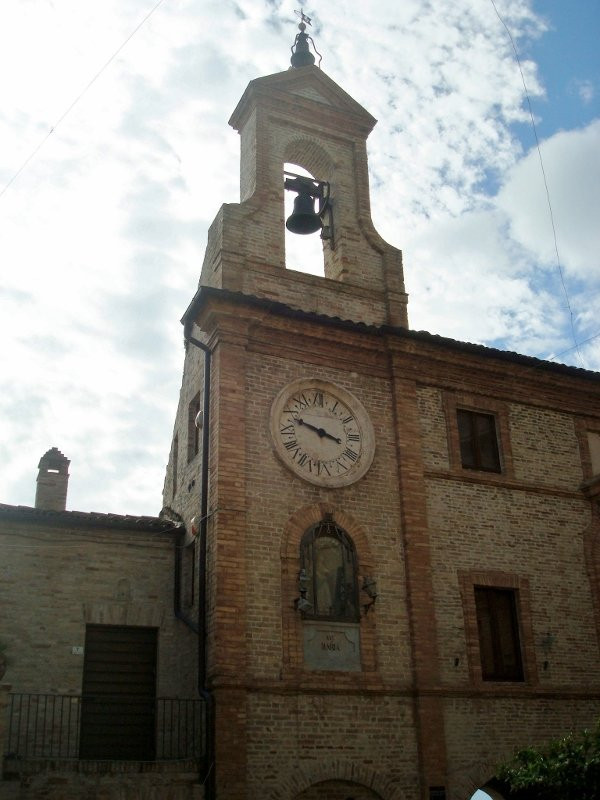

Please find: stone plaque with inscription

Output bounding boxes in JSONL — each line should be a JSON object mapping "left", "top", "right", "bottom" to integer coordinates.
{"left": 303, "top": 621, "right": 361, "bottom": 671}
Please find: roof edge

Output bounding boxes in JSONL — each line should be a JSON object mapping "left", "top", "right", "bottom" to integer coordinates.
{"left": 0, "top": 503, "right": 183, "bottom": 533}
{"left": 183, "top": 286, "right": 600, "bottom": 383}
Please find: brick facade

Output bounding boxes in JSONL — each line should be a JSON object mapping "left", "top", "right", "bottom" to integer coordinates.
{"left": 158, "top": 65, "right": 600, "bottom": 800}
{"left": 2, "top": 61, "right": 600, "bottom": 800}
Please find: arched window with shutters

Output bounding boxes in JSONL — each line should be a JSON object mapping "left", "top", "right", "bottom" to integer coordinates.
{"left": 300, "top": 516, "right": 359, "bottom": 622}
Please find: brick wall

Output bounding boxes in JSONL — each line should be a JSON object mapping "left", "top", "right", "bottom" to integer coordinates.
{"left": 183, "top": 291, "right": 600, "bottom": 800}
{"left": 509, "top": 403, "right": 583, "bottom": 487}
{"left": 3, "top": 762, "right": 202, "bottom": 800}
{"left": 162, "top": 63, "right": 600, "bottom": 800}
{"left": 243, "top": 349, "right": 409, "bottom": 683}
{"left": 0, "top": 522, "right": 195, "bottom": 697}
{"left": 165, "top": 337, "right": 207, "bottom": 528}
{"left": 246, "top": 693, "right": 420, "bottom": 800}
{"left": 445, "top": 696, "right": 598, "bottom": 799}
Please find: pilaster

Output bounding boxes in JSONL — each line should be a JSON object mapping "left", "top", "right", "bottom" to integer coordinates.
{"left": 388, "top": 344, "right": 448, "bottom": 795}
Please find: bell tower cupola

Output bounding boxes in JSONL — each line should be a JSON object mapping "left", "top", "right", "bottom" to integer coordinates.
{"left": 195, "top": 15, "right": 408, "bottom": 328}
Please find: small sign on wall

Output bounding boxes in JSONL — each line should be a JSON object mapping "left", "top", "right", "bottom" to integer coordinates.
{"left": 303, "top": 621, "right": 361, "bottom": 671}
{"left": 71, "top": 646, "right": 84, "bottom": 655}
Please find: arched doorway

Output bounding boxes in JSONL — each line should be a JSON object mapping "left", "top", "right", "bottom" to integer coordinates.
{"left": 294, "top": 779, "right": 383, "bottom": 800}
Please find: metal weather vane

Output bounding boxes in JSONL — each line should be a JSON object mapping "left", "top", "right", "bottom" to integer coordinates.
{"left": 294, "top": 8, "right": 312, "bottom": 27}
{"left": 290, "top": 8, "right": 322, "bottom": 68}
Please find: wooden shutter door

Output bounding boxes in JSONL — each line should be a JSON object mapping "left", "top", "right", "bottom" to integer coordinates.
{"left": 80, "top": 624, "right": 157, "bottom": 760}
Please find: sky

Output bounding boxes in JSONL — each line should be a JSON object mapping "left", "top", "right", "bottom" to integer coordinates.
{"left": 1, "top": 0, "right": 599, "bottom": 530}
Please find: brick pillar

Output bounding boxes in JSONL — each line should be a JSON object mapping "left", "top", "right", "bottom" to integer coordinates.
{"left": 205, "top": 315, "right": 251, "bottom": 800}
{"left": 389, "top": 355, "right": 448, "bottom": 797}
{"left": 35, "top": 447, "right": 70, "bottom": 511}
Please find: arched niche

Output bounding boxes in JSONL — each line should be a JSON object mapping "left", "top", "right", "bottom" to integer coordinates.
{"left": 293, "top": 779, "right": 383, "bottom": 800}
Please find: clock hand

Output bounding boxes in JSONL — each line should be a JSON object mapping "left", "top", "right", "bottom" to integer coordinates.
{"left": 296, "top": 417, "right": 342, "bottom": 445}
{"left": 295, "top": 417, "right": 320, "bottom": 434}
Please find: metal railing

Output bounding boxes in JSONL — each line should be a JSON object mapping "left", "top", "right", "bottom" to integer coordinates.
{"left": 6, "top": 694, "right": 206, "bottom": 761}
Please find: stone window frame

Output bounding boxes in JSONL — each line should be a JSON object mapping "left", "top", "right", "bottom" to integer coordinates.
{"left": 444, "top": 392, "right": 514, "bottom": 480}
{"left": 474, "top": 586, "right": 523, "bottom": 681}
{"left": 459, "top": 570, "right": 538, "bottom": 687}
{"left": 575, "top": 417, "right": 600, "bottom": 505}
{"left": 575, "top": 417, "right": 600, "bottom": 482}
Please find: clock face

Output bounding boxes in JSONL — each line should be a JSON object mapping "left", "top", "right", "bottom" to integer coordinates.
{"left": 270, "top": 379, "right": 375, "bottom": 487}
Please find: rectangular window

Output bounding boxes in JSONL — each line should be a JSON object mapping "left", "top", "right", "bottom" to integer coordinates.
{"left": 457, "top": 409, "right": 501, "bottom": 472}
{"left": 187, "top": 393, "right": 202, "bottom": 462}
{"left": 475, "top": 587, "right": 523, "bottom": 681}
{"left": 588, "top": 431, "right": 600, "bottom": 476}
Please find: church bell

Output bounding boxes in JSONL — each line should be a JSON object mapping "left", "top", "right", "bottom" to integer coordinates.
{"left": 286, "top": 189, "right": 323, "bottom": 235}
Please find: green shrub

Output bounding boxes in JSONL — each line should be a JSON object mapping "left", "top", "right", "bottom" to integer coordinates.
{"left": 495, "top": 721, "right": 600, "bottom": 799}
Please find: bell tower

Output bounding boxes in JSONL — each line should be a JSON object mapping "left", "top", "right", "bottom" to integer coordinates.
{"left": 196, "top": 20, "right": 408, "bottom": 328}
{"left": 164, "top": 17, "right": 439, "bottom": 800}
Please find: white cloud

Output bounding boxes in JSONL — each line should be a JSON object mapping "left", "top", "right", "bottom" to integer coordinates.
{"left": 402, "top": 207, "right": 564, "bottom": 350}
{"left": 497, "top": 120, "right": 600, "bottom": 280}
{"left": 0, "top": 0, "right": 597, "bottom": 513}
{"left": 380, "top": 120, "right": 600, "bottom": 368}
{"left": 573, "top": 79, "right": 595, "bottom": 105}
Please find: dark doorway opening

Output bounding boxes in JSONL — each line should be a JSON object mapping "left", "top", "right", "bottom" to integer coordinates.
{"left": 80, "top": 624, "right": 157, "bottom": 760}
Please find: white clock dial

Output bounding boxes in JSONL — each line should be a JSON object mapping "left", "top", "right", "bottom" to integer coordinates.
{"left": 270, "top": 379, "right": 375, "bottom": 487}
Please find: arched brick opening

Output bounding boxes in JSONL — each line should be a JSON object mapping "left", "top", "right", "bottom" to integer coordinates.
{"left": 451, "top": 762, "right": 509, "bottom": 800}
{"left": 282, "top": 134, "right": 355, "bottom": 283}
{"left": 283, "top": 137, "right": 335, "bottom": 279}
{"left": 281, "top": 502, "right": 375, "bottom": 568}
{"left": 267, "top": 759, "right": 407, "bottom": 800}
{"left": 280, "top": 503, "right": 378, "bottom": 677}
{"left": 293, "top": 779, "right": 382, "bottom": 800}
{"left": 284, "top": 137, "right": 336, "bottom": 184}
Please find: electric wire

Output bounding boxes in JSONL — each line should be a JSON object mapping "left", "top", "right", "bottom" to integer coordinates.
{"left": 488, "top": 0, "right": 584, "bottom": 367}
{"left": 0, "top": 0, "right": 167, "bottom": 199}
{"left": 544, "top": 329, "right": 600, "bottom": 362}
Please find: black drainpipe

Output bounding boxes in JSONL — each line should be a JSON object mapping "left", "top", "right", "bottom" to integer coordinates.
{"left": 174, "top": 333, "right": 214, "bottom": 798}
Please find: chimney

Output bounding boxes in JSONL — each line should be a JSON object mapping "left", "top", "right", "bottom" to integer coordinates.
{"left": 35, "top": 447, "right": 70, "bottom": 511}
